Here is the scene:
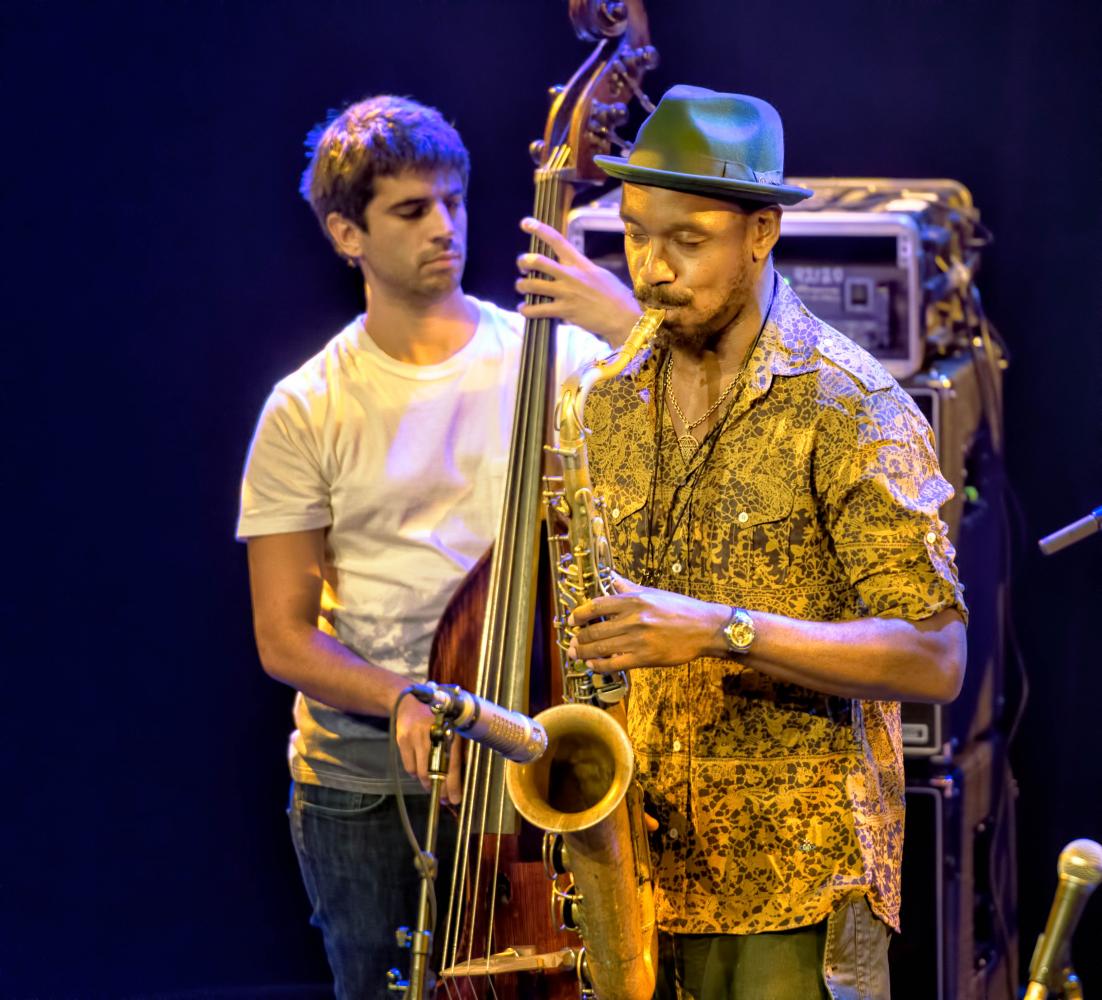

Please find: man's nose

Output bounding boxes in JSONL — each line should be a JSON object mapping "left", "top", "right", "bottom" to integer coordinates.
{"left": 428, "top": 200, "right": 457, "bottom": 242}
{"left": 637, "top": 245, "right": 674, "bottom": 285}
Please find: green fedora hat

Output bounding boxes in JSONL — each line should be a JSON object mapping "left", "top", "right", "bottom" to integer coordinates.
{"left": 594, "top": 85, "right": 812, "bottom": 206}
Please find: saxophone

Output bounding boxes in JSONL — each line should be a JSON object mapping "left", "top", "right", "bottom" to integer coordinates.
{"left": 505, "top": 308, "right": 664, "bottom": 1000}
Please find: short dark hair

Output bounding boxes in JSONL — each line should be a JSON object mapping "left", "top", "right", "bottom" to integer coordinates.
{"left": 299, "top": 95, "right": 470, "bottom": 243}
{"left": 726, "top": 195, "right": 781, "bottom": 215}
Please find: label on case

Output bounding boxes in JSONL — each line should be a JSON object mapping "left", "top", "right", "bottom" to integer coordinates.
{"left": 902, "top": 723, "right": 930, "bottom": 745}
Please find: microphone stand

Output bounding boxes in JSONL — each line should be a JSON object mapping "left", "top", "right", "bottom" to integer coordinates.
{"left": 387, "top": 705, "right": 454, "bottom": 999}
{"left": 1023, "top": 838, "right": 1102, "bottom": 999}
{"left": 1023, "top": 953, "right": 1084, "bottom": 999}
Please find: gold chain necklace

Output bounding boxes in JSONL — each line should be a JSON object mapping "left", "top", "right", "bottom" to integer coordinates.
{"left": 662, "top": 275, "right": 779, "bottom": 463}
{"left": 665, "top": 358, "right": 747, "bottom": 461}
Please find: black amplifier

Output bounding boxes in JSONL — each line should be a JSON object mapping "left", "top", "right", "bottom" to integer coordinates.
{"left": 892, "top": 737, "right": 1018, "bottom": 1000}
{"left": 903, "top": 351, "right": 986, "bottom": 542}
{"left": 900, "top": 351, "right": 1006, "bottom": 758}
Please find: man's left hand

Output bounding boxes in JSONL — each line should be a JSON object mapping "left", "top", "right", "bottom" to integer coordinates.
{"left": 567, "top": 573, "right": 729, "bottom": 671}
{"left": 516, "top": 217, "right": 640, "bottom": 346}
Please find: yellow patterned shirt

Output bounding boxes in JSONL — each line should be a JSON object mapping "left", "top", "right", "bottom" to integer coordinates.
{"left": 583, "top": 276, "right": 967, "bottom": 935}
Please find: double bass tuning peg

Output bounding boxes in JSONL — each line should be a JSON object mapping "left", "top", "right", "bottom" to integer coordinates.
{"left": 590, "top": 101, "right": 629, "bottom": 127}
{"left": 619, "top": 45, "right": 660, "bottom": 73}
{"left": 529, "top": 139, "right": 546, "bottom": 166}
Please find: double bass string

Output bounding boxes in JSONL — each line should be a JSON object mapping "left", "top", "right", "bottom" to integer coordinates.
{"left": 440, "top": 144, "right": 577, "bottom": 996}
{"left": 481, "top": 145, "right": 569, "bottom": 974}
{"left": 443, "top": 139, "right": 545, "bottom": 978}
{"left": 441, "top": 147, "right": 570, "bottom": 992}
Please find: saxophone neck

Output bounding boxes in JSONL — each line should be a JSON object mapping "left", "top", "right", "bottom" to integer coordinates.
{"left": 599, "top": 307, "right": 666, "bottom": 383}
{"left": 559, "top": 308, "right": 665, "bottom": 449}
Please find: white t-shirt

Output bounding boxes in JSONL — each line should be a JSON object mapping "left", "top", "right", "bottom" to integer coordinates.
{"left": 237, "top": 296, "right": 608, "bottom": 791}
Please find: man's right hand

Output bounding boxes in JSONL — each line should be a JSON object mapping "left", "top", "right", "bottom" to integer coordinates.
{"left": 394, "top": 694, "right": 464, "bottom": 805}
{"left": 516, "top": 217, "right": 640, "bottom": 347}
{"left": 246, "top": 530, "right": 466, "bottom": 803}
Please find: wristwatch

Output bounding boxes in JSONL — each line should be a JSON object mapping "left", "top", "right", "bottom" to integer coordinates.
{"left": 722, "top": 606, "right": 756, "bottom": 656}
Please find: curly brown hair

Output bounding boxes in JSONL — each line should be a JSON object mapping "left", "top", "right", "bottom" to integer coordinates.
{"left": 300, "top": 95, "right": 470, "bottom": 245}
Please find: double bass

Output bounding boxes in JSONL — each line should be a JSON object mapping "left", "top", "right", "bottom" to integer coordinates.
{"left": 428, "top": 3, "right": 658, "bottom": 996}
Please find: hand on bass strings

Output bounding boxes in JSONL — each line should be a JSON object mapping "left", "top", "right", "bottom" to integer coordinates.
{"left": 566, "top": 572, "right": 730, "bottom": 672}
{"left": 394, "top": 694, "right": 464, "bottom": 805}
{"left": 515, "top": 217, "right": 640, "bottom": 347}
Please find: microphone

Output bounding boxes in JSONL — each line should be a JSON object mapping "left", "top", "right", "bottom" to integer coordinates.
{"left": 409, "top": 682, "right": 548, "bottom": 764}
{"left": 1038, "top": 505, "right": 1102, "bottom": 555}
{"left": 1024, "top": 838, "right": 1102, "bottom": 999}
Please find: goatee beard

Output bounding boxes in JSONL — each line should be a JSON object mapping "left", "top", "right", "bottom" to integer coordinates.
{"left": 654, "top": 316, "right": 741, "bottom": 354}
{"left": 643, "top": 270, "right": 753, "bottom": 355}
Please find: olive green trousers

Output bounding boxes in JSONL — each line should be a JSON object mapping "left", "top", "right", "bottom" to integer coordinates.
{"left": 655, "top": 894, "right": 891, "bottom": 1000}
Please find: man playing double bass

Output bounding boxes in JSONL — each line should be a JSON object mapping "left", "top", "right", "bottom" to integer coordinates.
{"left": 565, "top": 85, "right": 968, "bottom": 999}
{"left": 236, "top": 95, "right": 637, "bottom": 998}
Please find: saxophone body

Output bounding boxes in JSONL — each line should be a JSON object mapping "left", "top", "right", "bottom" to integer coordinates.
{"left": 505, "top": 308, "right": 664, "bottom": 1000}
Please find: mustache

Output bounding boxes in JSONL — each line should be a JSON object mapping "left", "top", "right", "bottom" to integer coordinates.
{"left": 633, "top": 283, "right": 692, "bottom": 308}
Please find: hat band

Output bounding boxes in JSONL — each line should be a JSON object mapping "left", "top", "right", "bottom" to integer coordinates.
{"left": 629, "top": 147, "right": 783, "bottom": 187}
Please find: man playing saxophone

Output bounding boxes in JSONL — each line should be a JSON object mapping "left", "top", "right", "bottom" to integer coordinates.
{"left": 562, "top": 86, "right": 968, "bottom": 999}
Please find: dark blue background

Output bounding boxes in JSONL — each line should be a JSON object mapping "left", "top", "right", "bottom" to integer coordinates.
{"left": 4, "top": 1, "right": 1100, "bottom": 994}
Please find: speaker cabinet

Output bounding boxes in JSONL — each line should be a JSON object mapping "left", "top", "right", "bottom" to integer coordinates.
{"left": 891, "top": 737, "right": 1018, "bottom": 1000}
{"left": 901, "top": 356, "right": 1006, "bottom": 759}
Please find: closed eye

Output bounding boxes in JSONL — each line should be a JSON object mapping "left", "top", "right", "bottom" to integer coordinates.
{"left": 393, "top": 201, "right": 430, "bottom": 219}
{"left": 393, "top": 195, "right": 464, "bottom": 220}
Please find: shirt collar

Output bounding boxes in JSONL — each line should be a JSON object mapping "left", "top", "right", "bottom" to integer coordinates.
{"left": 742, "top": 275, "right": 825, "bottom": 403}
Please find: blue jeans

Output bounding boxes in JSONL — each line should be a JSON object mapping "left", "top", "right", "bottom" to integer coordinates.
{"left": 656, "top": 894, "right": 891, "bottom": 1000}
{"left": 288, "top": 782, "right": 458, "bottom": 1000}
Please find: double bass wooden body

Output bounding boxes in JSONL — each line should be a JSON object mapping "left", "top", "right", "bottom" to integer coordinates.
{"left": 427, "top": 3, "right": 658, "bottom": 996}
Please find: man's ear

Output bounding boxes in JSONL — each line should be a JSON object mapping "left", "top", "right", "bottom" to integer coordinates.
{"left": 750, "top": 206, "right": 782, "bottom": 262}
{"left": 325, "top": 212, "right": 366, "bottom": 260}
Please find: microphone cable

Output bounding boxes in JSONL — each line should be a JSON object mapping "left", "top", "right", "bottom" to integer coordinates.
{"left": 389, "top": 687, "right": 441, "bottom": 937}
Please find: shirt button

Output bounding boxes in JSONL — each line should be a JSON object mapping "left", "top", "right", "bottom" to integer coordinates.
{"left": 671, "top": 561, "right": 682, "bottom": 573}
{"left": 668, "top": 827, "right": 680, "bottom": 841}
{"left": 737, "top": 511, "right": 749, "bottom": 524}
{"left": 672, "top": 739, "right": 682, "bottom": 752}
{"left": 611, "top": 507, "right": 620, "bottom": 519}
{"left": 926, "top": 531, "right": 937, "bottom": 544}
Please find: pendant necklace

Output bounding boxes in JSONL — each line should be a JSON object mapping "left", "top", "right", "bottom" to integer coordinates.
{"left": 666, "top": 361, "right": 745, "bottom": 461}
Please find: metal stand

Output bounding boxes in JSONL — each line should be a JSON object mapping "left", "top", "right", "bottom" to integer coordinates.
{"left": 1023, "top": 959, "right": 1084, "bottom": 999}
{"left": 386, "top": 709, "right": 454, "bottom": 998}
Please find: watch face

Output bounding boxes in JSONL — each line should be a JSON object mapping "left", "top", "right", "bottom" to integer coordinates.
{"left": 725, "top": 610, "right": 755, "bottom": 652}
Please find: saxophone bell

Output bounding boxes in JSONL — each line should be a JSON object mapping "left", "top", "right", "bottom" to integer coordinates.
{"left": 505, "top": 703, "right": 658, "bottom": 1000}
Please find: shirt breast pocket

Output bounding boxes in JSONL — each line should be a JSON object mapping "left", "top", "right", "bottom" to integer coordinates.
{"left": 603, "top": 488, "right": 649, "bottom": 569}
{"left": 724, "top": 479, "right": 794, "bottom": 587}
